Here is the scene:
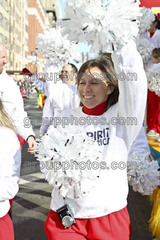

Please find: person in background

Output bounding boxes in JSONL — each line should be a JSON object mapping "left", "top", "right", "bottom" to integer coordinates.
{"left": 147, "top": 15, "right": 160, "bottom": 48}
{"left": 152, "top": 48, "right": 160, "bottom": 64}
{"left": 23, "top": 63, "right": 78, "bottom": 97}
{"left": 0, "top": 99, "right": 21, "bottom": 240}
{"left": 39, "top": 63, "right": 79, "bottom": 136}
{"left": 147, "top": 48, "right": 160, "bottom": 140}
{"left": 0, "top": 43, "right": 36, "bottom": 154}
{"left": 60, "top": 63, "right": 78, "bottom": 86}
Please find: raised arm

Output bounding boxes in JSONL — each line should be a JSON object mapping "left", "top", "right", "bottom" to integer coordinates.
{"left": 33, "top": 76, "right": 48, "bottom": 96}
{"left": 111, "top": 40, "right": 147, "bottom": 150}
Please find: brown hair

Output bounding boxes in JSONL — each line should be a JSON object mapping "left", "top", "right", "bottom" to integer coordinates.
{"left": 0, "top": 99, "right": 15, "bottom": 131}
{"left": 77, "top": 56, "right": 119, "bottom": 111}
{"left": 152, "top": 48, "right": 160, "bottom": 59}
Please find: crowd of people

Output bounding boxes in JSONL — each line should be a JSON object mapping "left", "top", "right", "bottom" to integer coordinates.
{"left": 0, "top": 6, "right": 160, "bottom": 240}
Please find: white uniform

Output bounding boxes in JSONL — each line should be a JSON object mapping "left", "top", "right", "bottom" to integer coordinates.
{"left": 40, "top": 82, "right": 80, "bottom": 136}
{"left": 149, "top": 29, "right": 160, "bottom": 48}
{"left": 49, "top": 40, "right": 147, "bottom": 218}
{"left": 0, "top": 69, "right": 35, "bottom": 140}
{"left": 129, "top": 126, "right": 150, "bottom": 156}
{"left": 0, "top": 127, "right": 21, "bottom": 218}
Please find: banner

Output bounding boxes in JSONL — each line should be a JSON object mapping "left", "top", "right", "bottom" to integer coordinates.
{"left": 140, "top": 0, "right": 160, "bottom": 8}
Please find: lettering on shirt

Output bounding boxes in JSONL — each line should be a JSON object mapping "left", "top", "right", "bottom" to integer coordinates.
{"left": 87, "top": 128, "right": 110, "bottom": 146}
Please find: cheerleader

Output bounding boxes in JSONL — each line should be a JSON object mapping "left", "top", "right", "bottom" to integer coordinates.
{"left": 147, "top": 48, "right": 160, "bottom": 139}
{"left": 38, "top": 39, "right": 147, "bottom": 240}
{"left": 0, "top": 99, "right": 21, "bottom": 240}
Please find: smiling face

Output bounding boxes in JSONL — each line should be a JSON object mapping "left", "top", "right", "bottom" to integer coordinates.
{"left": 61, "top": 64, "right": 77, "bottom": 85}
{"left": 78, "top": 67, "right": 113, "bottom": 109}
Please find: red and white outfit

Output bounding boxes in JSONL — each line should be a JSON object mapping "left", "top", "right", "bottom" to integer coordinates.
{"left": 147, "top": 89, "right": 160, "bottom": 134}
{"left": 146, "top": 63, "right": 160, "bottom": 134}
{"left": 0, "top": 127, "right": 21, "bottom": 240}
{"left": 0, "top": 69, "right": 34, "bottom": 209}
{"left": 44, "top": 40, "right": 147, "bottom": 239}
{"left": 147, "top": 30, "right": 160, "bottom": 134}
{"left": 148, "top": 29, "right": 160, "bottom": 48}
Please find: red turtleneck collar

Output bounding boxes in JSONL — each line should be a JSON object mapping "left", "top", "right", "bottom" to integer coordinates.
{"left": 150, "top": 32, "right": 155, "bottom": 38}
{"left": 82, "top": 101, "right": 107, "bottom": 116}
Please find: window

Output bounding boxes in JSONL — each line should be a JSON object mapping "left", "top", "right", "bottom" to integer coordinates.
{"left": 0, "top": 33, "right": 2, "bottom": 43}
{"left": 25, "top": 11, "right": 28, "bottom": 20}
{"left": 25, "top": 38, "right": 28, "bottom": 45}
{"left": 4, "top": 36, "right": 7, "bottom": 44}
{"left": 0, "top": 13, "right": 3, "bottom": 26}
{"left": 18, "top": 32, "right": 21, "bottom": 41}
{"left": 3, "top": 18, "right": 8, "bottom": 29}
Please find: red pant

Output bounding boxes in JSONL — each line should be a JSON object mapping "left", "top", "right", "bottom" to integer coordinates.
{"left": 0, "top": 214, "right": 14, "bottom": 240}
{"left": 147, "top": 90, "right": 160, "bottom": 133}
{"left": 45, "top": 207, "right": 131, "bottom": 240}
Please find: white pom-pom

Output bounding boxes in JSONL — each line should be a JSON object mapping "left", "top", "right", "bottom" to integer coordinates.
{"left": 138, "top": 7, "right": 155, "bottom": 34}
{"left": 36, "top": 28, "right": 78, "bottom": 70}
{"left": 127, "top": 151, "right": 160, "bottom": 195}
{"left": 58, "top": 0, "right": 141, "bottom": 52}
{"left": 36, "top": 125, "right": 101, "bottom": 199}
{"left": 137, "top": 39, "right": 154, "bottom": 64}
{"left": 147, "top": 71, "right": 160, "bottom": 96}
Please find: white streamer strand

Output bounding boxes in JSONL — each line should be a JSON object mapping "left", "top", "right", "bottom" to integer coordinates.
{"left": 127, "top": 151, "right": 160, "bottom": 195}
{"left": 36, "top": 28, "right": 78, "bottom": 70}
{"left": 36, "top": 125, "right": 101, "bottom": 199}
{"left": 58, "top": 0, "right": 141, "bottom": 52}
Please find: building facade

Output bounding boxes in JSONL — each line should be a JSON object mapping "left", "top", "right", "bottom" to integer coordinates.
{"left": 0, "top": 0, "right": 60, "bottom": 77}
{"left": 28, "top": 0, "right": 46, "bottom": 73}
{"left": 0, "top": 0, "right": 29, "bottom": 74}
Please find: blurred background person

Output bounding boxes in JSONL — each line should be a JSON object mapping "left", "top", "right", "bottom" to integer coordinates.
{"left": 0, "top": 99, "right": 21, "bottom": 240}
{"left": 0, "top": 43, "right": 36, "bottom": 154}
{"left": 39, "top": 63, "right": 79, "bottom": 137}
{"left": 147, "top": 48, "right": 160, "bottom": 140}
{"left": 147, "top": 15, "right": 160, "bottom": 48}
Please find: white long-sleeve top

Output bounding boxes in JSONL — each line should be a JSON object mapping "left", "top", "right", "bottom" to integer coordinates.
{"left": 32, "top": 76, "right": 48, "bottom": 96}
{"left": 148, "top": 29, "right": 160, "bottom": 48}
{"left": 0, "top": 69, "right": 35, "bottom": 140}
{"left": 0, "top": 127, "right": 21, "bottom": 218}
{"left": 50, "top": 40, "right": 147, "bottom": 218}
{"left": 40, "top": 82, "right": 80, "bottom": 136}
{"left": 129, "top": 126, "right": 150, "bottom": 156}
